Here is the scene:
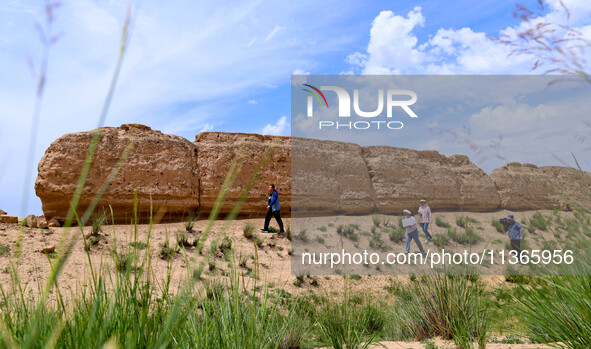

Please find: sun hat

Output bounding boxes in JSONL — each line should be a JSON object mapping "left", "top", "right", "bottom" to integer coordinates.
{"left": 403, "top": 209, "right": 412, "bottom": 215}
{"left": 419, "top": 199, "right": 426, "bottom": 203}
{"left": 507, "top": 214, "right": 515, "bottom": 220}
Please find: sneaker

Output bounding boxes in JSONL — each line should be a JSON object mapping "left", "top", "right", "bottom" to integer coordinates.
{"left": 260, "top": 229, "right": 269, "bottom": 233}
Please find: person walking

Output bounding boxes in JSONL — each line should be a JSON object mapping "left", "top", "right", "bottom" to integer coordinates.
{"left": 507, "top": 214, "right": 524, "bottom": 262}
{"left": 261, "top": 184, "right": 285, "bottom": 234}
{"left": 418, "top": 198, "right": 433, "bottom": 243}
{"left": 402, "top": 209, "right": 425, "bottom": 254}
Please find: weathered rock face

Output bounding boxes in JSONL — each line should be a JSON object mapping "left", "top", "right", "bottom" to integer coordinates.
{"left": 292, "top": 138, "right": 375, "bottom": 216}
{"left": 491, "top": 163, "right": 591, "bottom": 211}
{"left": 0, "top": 215, "right": 18, "bottom": 224}
{"left": 362, "top": 146, "right": 501, "bottom": 213}
{"left": 25, "top": 214, "right": 37, "bottom": 228}
{"left": 193, "top": 132, "right": 290, "bottom": 218}
{"left": 36, "top": 125, "right": 591, "bottom": 222}
{"left": 35, "top": 124, "right": 199, "bottom": 224}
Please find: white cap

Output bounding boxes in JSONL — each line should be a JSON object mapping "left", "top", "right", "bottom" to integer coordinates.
{"left": 403, "top": 209, "right": 412, "bottom": 215}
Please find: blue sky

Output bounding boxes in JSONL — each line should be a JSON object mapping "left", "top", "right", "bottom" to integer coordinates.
{"left": 0, "top": 0, "right": 590, "bottom": 216}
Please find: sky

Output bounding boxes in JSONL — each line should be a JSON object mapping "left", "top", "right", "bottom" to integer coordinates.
{"left": 0, "top": 0, "right": 590, "bottom": 216}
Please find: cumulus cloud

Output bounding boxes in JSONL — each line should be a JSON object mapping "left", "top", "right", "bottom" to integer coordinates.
{"left": 262, "top": 115, "right": 289, "bottom": 135}
{"left": 347, "top": 3, "right": 591, "bottom": 75}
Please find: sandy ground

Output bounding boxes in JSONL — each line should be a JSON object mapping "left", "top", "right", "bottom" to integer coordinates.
{"left": 0, "top": 209, "right": 576, "bottom": 347}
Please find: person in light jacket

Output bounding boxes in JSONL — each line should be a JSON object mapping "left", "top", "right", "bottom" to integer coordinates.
{"left": 418, "top": 198, "right": 433, "bottom": 243}
{"left": 261, "top": 184, "right": 284, "bottom": 233}
{"left": 403, "top": 209, "right": 425, "bottom": 254}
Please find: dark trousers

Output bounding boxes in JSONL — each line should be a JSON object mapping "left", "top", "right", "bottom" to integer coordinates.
{"left": 510, "top": 239, "right": 522, "bottom": 259}
{"left": 264, "top": 209, "right": 284, "bottom": 232}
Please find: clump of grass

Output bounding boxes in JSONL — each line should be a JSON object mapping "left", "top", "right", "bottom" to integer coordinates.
{"left": 184, "top": 214, "right": 196, "bottom": 233}
{"left": 177, "top": 231, "right": 193, "bottom": 248}
{"left": 515, "top": 274, "right": 591, "bottom": 348}
{"left": 447, "top": 227, "right": 483, "bottom": 245}
{"left": 243, "top": 223, "right": 255, "bottom": 239}
{"left": 317, "top": 226, "right": 327, "bottom": 232}
{"left": 315, "top": 236, "right": 325, "bottom": 244}
{"left": 315, "top": 295, "right": 383, "bottom": 348}
{"left": 129, "top": 241, "right": 147, "bottom": 250}
{"left": 294, "top": 229, "right": 309, "bottom": 243}
{"left": 389, "top": 227, "right": 405, "bottom": 243}
{"left": 392, "top": 275, "right": 490, "bottom": 348}
{"left": 435, "top": 216, "right": 451, "bottom": 228}
{"left": 336, "top": 224, "right": 359, "bottom": 241}
{"left": 432, "top": 233, "right": 450, "bottom": 248}
{"left": 528, "top": 212, "right": 548, "bottom": 232}
{"left": 91, "top": 213, "right": 107, "bottom": 235}
{"left": 491, "top": 219, "right": 504, "bottom": 233}
{"left": 159, "top": 240, "right": 177, "bottom": 260}
{"left": 0, "top": 244, "right": 10, "bottom": 256}
{"left": 372, "top": 216, "right": 381, "bottom": 227}
{"left": 369, "top": 231, "right": 386, "bottom": 250}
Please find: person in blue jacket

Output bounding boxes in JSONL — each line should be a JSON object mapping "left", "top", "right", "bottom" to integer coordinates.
{"left": 507, "top": 214, "right": 524, "bottom": 261}
{"left": 262, "top": 184, "right": 284, "bottom": 233}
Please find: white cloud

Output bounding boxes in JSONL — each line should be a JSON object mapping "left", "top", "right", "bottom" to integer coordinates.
{"left": 199, "top": 123, "right": 214, "bottom": 133}
{"left": 292, "top": 69, "right": 309, "bottom": 75}
{"left": 265, "top": 25, "right": 282, "bottom": 42}
{"left": 262, "top": 115, "right": 289, "bottom": 135}
{"left": 349, "top": 7, "right": 427, "bottom": 74}
{"left": 247, "top": 99, "right": 257, "bottom": 104}
{"left": 347, "top": 2, "right": 591, "bottom": 75}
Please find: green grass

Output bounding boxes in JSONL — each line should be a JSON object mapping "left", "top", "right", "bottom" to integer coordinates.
{"left": 447, "top": 227, "right": 484, "bottom": 245}
{"left": 388, "top": 227, "right": 405, "bottom": 243}
{"left": 0, "top": 244, "right": 10, "bottom": 256}
{"left": 431, "top": 233, "right": 450, "bottom": 248}
{"left": 435, "top": 216, "right": 451, "bottom": 228}
{"left": 243, "top": 223, "right": 255, "bottom": 239}
{"left": 491, "top": 219, "right": 504, "bottom": 233}
{"left": 391, "top": 275, "right": 490, "bottom": 348}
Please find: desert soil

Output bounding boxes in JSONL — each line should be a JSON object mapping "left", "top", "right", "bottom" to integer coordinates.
{"left": 0, "top": 209, "right": 572, "bottom": 348}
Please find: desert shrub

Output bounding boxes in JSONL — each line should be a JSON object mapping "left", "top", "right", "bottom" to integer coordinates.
{"left": 317, "top": 226, "right": 327, "bottom": 232}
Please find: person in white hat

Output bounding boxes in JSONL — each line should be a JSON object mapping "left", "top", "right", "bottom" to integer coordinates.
{"left": 402, "top": 209, "right": 425, "bottom": 254}
{"left": 418, "top": 198, "right": 433, "bottom": 243}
